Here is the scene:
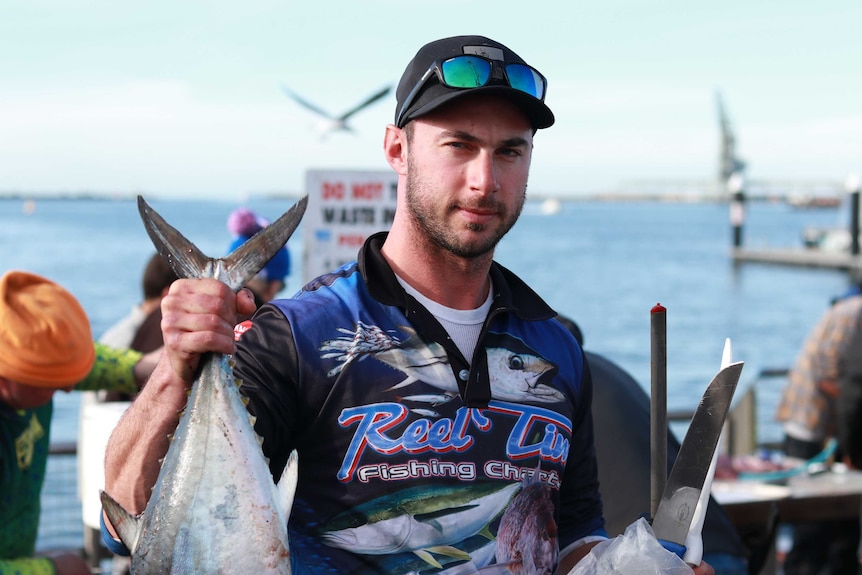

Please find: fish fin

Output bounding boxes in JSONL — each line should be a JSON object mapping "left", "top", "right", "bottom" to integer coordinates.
{"left": 412, "top": 549, "right": 443, "bottom": 569}
{"left": 424, "top": 545, "right": 472, "bottom": 561}
{"left": 277, "top": 450, "right": 299, "bottom": 518}
{"left": 99, "top": 490, "right": 142, "bottom": 552}
{"left": 136, "top": 195, "right": 307, "bottom": 291}
{"left": 479, "top": 524, "right": 496, "bottom": 540}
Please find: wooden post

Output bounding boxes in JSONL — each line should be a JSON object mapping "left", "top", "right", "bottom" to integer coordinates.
{"left": 847, "top": 174, "right": 860, "bottom": 256}
{"left": 728, "top": 173, "right": 746, "bottom": 248}
{"left": 650, "top": 303, "right": 667, "bottom": 519}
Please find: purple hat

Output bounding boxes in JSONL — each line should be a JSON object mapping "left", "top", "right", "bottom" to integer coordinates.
{"left": 227, "top": 207, "right": 264, "bottom": 237}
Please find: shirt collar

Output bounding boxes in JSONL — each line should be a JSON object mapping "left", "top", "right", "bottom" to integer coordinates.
{"left": 358, "top": 231, "right": 556, "bottom": 321}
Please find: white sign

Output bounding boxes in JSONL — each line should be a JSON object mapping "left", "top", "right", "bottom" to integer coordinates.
{"left": 303, "top": 169, "right": 398, "bottom": 284}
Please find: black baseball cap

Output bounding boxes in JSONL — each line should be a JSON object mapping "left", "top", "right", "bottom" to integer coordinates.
{"left": 394, "top": 35, "right": 555, "bottom": 130}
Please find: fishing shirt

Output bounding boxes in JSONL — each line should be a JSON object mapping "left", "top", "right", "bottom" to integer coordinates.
{"left": 776, "top": 294, "right": 862, "bottom": 442}
{"left": 0, "top": 343, "right": 140, "bottom": 574}
{"left": 235, "top": 232, "right": 607, "bottom": 574}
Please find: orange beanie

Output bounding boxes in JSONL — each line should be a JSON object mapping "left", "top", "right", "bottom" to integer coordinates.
{"left": 0, "top": 271, "right": 95, "bottom": 388}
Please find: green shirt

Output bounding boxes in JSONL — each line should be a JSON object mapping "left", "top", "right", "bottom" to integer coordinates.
{"left": 0, "top": 343, "right": 141, "bottom": 573}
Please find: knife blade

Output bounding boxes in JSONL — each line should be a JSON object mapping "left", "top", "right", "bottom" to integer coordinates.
{"left": 651, "top": 360, "right": 743, "bottom": 555}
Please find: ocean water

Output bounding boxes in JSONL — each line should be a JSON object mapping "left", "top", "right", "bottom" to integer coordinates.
{"left": 1, "top": 194, "right": 853, "bottom": 551}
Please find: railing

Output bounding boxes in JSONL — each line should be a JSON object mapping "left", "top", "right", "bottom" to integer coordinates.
{"left": 667, "top": 367, "right": 790, "bottom": 456}
{"left": 39, "top": 442, "right": 115, "bottom": 574}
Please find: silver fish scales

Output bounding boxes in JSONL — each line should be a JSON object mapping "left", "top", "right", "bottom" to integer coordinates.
{"left": 100, "top": 195, "right": 306, "bottom": 574}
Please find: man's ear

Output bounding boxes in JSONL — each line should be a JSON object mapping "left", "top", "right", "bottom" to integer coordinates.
{"left": 383, "top": 125, "right": 408, "bottom": 176}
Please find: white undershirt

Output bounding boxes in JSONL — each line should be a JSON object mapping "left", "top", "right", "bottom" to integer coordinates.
{"left": 395, "top": 274, "right": 493, "bottom": 363}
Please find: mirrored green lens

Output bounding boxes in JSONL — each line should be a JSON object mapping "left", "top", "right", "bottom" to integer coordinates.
{"left": 440, "top": 56, "right": 492, "bottom": 88}
{"left": 505, "top": 64, "right": 545, "bottom": 99}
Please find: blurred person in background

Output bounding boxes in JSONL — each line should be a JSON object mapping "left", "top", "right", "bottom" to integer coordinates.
{"left": 227, "top": 207, "right": 292, "bottom": 314}
{"left": 776, "top": 282, "right": 862, "bottom": 575}
{"left": 0, "top": 271, "right": 157, "bottom": 575}
{"left": 836, "top": 280, "right": 862, "bottom": 570}
{"left": 98, "top": 252, "right": 176, "bottom": 400}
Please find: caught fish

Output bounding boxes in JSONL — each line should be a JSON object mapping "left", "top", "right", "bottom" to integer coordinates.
{"left": 100, "top": 195, "right": 307, "bottom": 574}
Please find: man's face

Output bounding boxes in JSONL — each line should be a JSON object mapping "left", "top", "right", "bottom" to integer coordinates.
{"left": 0, "top": 377, "right": 70, "bottom": 410}
{"left": 403, "top": 94, "right": 533, "bottom": 260}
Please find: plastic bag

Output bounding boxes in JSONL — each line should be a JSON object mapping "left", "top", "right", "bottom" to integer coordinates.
{"left": 568, "top": 518, "right": 692, "bottom": 575}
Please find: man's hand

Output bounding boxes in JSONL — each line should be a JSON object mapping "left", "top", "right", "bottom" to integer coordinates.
{"left": 691, "top": 560, "right": 715, "bottom": 575}
{"left": 104, "top": 278, "right": 258, "bottom": 520}
{"left": 160, "top": 279, "right": 256, "bottom": 384}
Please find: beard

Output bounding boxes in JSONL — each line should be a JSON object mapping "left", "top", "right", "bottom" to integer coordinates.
{"left": 405, "top": 167, "right": 526, "bottom": 260}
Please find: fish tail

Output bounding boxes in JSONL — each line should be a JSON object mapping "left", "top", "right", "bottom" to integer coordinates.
{"left": 137, "top": 195, "right": 308, "bottom": 291}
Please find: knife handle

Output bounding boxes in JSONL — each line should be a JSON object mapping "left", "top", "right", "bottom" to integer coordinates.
{"left": 659, "top": 539, "right": 687, "bottom": 558}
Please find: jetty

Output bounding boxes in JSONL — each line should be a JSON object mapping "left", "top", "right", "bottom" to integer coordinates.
{"left": 731, "top": 247, "right": 862, "bottom": 275}
{"left": 727, "top": 173, "right": 861, "bottom": 277}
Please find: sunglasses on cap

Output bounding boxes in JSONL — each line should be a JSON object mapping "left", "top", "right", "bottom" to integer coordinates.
{"left": 396, "top": 54, "right": 547, "bottom": 127}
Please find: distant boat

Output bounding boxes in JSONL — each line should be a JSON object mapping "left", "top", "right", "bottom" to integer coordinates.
{"left": 802, "top": 227, "right": 861, "bottom": 252}
{"left": 801, "top": 197, "right": 860, "bottom": 252}
{"left": 539, "top": 197, "right": 562, "bottom": 215}
{"left": 787, "top": 195, "right": 842, "bottom": 209}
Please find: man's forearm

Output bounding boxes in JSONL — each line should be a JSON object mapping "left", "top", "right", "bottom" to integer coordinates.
{"left": 104, "top": 360, "right": 187, "bottom": 515}
{"left": 556, "top": 540, "right": 600, "bottom": 574}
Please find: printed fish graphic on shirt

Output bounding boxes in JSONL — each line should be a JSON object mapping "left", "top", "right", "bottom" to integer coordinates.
{"left": 318, "top": 482, "right": 520, "bottom": 568}
{"left": 320, "top": 326, "right": 563, "bottom": 403}
{"left": 375, "top": 535, "right": 498, "bottom": 574}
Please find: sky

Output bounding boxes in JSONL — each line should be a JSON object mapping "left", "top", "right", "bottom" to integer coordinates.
{"left": 1, "top": 0, "right": 860, "bottom": 200}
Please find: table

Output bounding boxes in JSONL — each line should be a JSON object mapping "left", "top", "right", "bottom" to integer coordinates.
{"left": 712, "top": 468, "right": 862, "bottom": 574}
{"left": 713, "top": 467, "right": 862, "bottom": 527}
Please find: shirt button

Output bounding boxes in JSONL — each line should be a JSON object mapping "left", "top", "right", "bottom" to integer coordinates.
{"left": 458, "top": 369, "right": 469, "bottom": 381}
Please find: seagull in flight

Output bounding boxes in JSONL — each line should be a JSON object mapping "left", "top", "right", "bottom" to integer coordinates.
{"left": 282, "top": 84, "right": 392, "bottom": 138}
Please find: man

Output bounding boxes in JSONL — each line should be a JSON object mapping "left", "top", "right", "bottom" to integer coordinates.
{"left": 103, "top": 36, "right": 713, "bottom": 574}
{"left": 77, "top": 253, "right": 175, "bottom": 575}
{"left": 0, "top": 270, "right": 157, "bottom": 575}
{"left": 100, "top": 252, "right": 178, "bottom": 355}
{"left": 838, "top": 301, "right": 862, "bottom": 471}
{"left": 97, "top": 252, "right": 177, "bottom": 402}
{"left": 776, "top": 285, "right": 862, "bottom": 575}
{"left": 836, "top": 289, "right": 862, "bottom": 570}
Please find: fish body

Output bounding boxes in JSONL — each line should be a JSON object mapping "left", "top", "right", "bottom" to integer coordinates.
{"left": 100, "top": 195, "right": 307, "bottom": 574}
